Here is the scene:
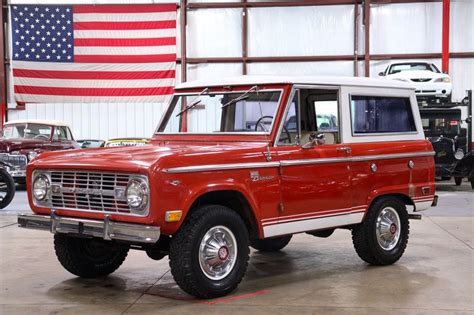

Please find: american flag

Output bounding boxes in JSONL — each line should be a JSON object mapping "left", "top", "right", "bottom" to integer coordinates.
{"left": 11, "top": 4, "right": 176, "bottom": 103}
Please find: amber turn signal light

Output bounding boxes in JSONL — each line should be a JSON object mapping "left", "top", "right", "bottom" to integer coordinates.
{"left": 165, "top": 210, "right": 183, "bottom": 222}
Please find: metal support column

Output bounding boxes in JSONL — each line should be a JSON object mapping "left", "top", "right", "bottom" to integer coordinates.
{"left": 1, "top": 0, "right": 7, "bottom": 127}
{"left": 363, "top": 0, "right": 370, "bottom": 77}
{"left": 180, "top": 0, "right": 187, "bottom": 83}
{"left": 442, "top": 0, "right": 450, "bottom": 73}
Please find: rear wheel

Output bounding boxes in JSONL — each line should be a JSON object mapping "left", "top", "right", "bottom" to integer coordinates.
{"left": 352, "top": 197, "right": 409, "bottom": 265}
{"left": 54, "top": 235, "right": 128, "bottom": 278}
{"left": 454, "top": 177, "right": 463, "bottom": 186}
{"left": 169, "top": 205, "right": 249, "bottom": 299}
{"left": 250, "top": 235, "right": 292, "bottom": 252}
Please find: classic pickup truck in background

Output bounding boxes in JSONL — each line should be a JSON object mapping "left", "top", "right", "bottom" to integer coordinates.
{"left": 0, "top": 119, "right": 79, "bottom": 183}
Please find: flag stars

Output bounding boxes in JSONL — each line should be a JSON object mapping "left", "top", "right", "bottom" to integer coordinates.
{"left": 13, "top": 5, "right": 73, "bottom": 62}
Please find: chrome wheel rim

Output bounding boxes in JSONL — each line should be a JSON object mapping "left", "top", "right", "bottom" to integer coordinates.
{"left": 376, "top": 207, "right": 401, "bottom": 251}
{"left": 199, "top": 225, "right": 238, "bottom": 281}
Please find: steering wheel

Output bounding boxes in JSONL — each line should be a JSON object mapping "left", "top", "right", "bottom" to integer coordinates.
{"left": 255, "top": 115, "right": 291, "bottom": 143}
{"left": 33, "top": 134, "right": 49, "bottom": 140}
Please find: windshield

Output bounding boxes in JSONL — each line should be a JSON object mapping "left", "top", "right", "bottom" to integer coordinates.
{"left": 2, "top": 124, "right": 52, "bottom": 140}
{"left": 157, "top": 89, "right": 281, "bottom": 134}
{"left": 422, "top": 118, "right": 460, "bottom": 135}
{"left": 388, "top": 63, "right": 439, "bottom": 74}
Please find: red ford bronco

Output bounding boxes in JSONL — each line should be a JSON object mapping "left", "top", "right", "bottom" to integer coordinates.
{"left": 19, "top": 76, "right": 437, "bottom": 299}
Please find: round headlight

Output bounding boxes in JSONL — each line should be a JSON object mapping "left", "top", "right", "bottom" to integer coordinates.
{"left": 454, "top": 149, "right": 464, "bottom": 160}
{"left": 126, "top": 178, "right": 149, "bottom": 211}
{"left": 33, "top": 174, "right": 50, "bottom": 201}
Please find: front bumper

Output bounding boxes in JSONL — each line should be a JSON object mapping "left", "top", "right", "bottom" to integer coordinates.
{"left": 414, "top": 82, "right": 452, "bottom": 99}
{"left": 18, "top": 211, "right": 160, "bottom": 244}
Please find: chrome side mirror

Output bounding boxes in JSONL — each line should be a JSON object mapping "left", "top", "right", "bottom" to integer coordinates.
{"left": 302, "top": 132, "right": 325, "bottom": 149}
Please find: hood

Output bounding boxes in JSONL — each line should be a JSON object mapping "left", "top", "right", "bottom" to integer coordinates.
{"left": 387, "top": 70, "right": 449, "bottom": 80}
{"left": 29, "top": 142, "right": 270, "bottom": 174}
{"left": 0, "top": 138, "right": 47, "bottom": 153}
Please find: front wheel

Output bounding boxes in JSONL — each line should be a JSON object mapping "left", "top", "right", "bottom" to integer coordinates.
{"left": 352, "top": 197, "right": 409, "bottom": 265}
{"left": 169, "top": 205, "right": 249, "bottom": 299}
{"left": 0, "top": 169, "right": 15, "bottom": 209}
{"left": 54, "top": 235, "right": 129, "bottom": 278}
{"left": 454, "top": 177, "right": 463, "bottom": 186}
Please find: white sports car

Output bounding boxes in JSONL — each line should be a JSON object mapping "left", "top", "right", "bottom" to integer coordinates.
{"left": 379, "top": 62, "right": 452, "bottom": 102}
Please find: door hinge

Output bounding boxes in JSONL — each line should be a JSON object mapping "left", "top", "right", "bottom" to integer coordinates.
{"left": 278, "top": 203, "right": 285, "bottom": 213}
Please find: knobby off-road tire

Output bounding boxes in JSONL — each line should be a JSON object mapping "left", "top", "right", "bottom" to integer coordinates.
{"left": 352, "top": 197, "right": 409, "bottom": 266}
{"left": 169, "top": 205, "right": 250, "bottom": 299}
{"left": 250, "top": 235, "right": 292, "bottom": 252}
{"left": 0, "top": 169, "right": 15, "bottom": 209}
{"left": 54, "top": 234, "right": 129, "bottom": 278}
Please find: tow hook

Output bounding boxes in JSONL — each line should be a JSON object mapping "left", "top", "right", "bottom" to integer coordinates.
{"left": 408, "top": 214, "right": 422, "bottom": 220}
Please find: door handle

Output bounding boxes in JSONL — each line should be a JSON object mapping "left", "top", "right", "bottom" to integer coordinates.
{"left": 336, "top": 147, "right": 352, "bottom": 154}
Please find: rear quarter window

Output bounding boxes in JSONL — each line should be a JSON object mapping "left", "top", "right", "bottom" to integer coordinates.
{"left": 350, "top": 96, "right": 416, "bottom": 134}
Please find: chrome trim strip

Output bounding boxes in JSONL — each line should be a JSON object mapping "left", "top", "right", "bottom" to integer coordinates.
{"left": 18, "top": 213, "right": 160, "bottom": 244}
{"left": 164, "top": 161, "right": 280, "bottom": 174}
{"left": 164, "top": 151, "right": 435, "bottom": 173}
{"left": 281, "top": 151, "right": 435, "bottom": 166}
{"left": 263, "top": 211, "right": 365, "bottom": 238}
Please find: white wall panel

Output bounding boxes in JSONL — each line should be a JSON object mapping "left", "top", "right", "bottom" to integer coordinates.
{"left": 187, "top": 9, "right": 242, "bottom": 57}
{"left": 247, "top": 61, "right": 355, "bottom": 77}
{"left": 248, "top": 6, "right": 355, "bottom": 57}
{"left": 187, "top": 63, "right": 242, "bottom": 81}
{"left": 449, "top": 58, "right": 474, "bottom": 102}
{"left": 371, "top": 3, "right": 442, "bottom": 54}
{"left": 7, "top": 103, "right": 167, "bottom": 140}
{"left": 451, "top": 0, "right": 474, "bottom": 52}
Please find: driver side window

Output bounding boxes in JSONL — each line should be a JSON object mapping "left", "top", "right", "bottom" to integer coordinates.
{"left": 278, "top": 88, "right": 340, "bottom": 146}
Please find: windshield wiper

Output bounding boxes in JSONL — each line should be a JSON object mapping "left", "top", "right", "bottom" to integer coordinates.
{"left": 221, "top": 85, "right": 258, "bottom": 109}
{"left": 176, "top": 87, "right": 209, "bottom": 117}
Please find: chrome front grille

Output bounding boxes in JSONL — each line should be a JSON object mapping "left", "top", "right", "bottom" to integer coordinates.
{"left": 49, "top": 171, "right": 135, "bottom": 215}
{"left": 0, "top": 153, "right": 27, "bottom": 169}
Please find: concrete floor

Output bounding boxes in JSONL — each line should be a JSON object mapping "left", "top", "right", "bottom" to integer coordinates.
{"left": 0, "top": 181, "right": 473, "bottom": 314}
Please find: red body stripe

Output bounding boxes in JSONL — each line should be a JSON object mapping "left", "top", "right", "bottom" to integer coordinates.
{"left": 74, "top": 37, "right": 176, "bottom": 47}
{"left": 74, "top": 54, "right": 177, "bottom": 63}
{"left": 14, "top": 85, "right": 174, "bottom": 96}
{"left": 74, "top": 20, "right": 176, "bottom": 30}
{"left": 13, "top": 69, "right": 175, "bottom": 80}
{"left": 74, "top": 4, "right": 177, "bottom": 14}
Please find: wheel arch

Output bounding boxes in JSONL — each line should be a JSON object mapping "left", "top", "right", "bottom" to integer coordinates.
{"left": 368, "top": 193, "right": 414, "bottom": 212}
{"left": 185, "top": 189, "right": 260, "bottom": 239}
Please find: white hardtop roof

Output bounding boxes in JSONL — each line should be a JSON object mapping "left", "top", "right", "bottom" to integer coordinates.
{"left": 176, "top": 75, "right": 415, "bottom": 90}
{"left": 5, "top": 119, "right": 70, "bottom": 127}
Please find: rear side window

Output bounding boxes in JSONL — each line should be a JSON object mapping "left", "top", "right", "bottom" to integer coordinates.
{"left": 350, "top": 96, "right": 416, "bottom": 134}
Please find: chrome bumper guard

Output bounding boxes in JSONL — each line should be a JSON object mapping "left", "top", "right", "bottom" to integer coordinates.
{"left": 17, "top": 212, "right": 160, "bottom": 244}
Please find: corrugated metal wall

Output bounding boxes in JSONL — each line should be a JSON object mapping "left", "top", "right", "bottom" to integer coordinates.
{"left": 6, "top": 0, "right": 474, "bottom": 140}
